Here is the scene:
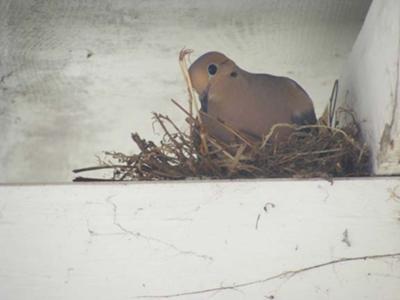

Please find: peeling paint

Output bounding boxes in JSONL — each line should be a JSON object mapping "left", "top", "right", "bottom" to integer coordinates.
{"left": 338, "top": 0, "right": 400, "bottom": 175}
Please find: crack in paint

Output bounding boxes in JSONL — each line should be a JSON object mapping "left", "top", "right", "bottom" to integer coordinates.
{"left": 379, "top": 31, "right": 400, "bottom": 160}
{"left": 105, "top": 195, "right": 213, "bottom": 262}
{"left": 341, "top": 229, "right": 351, "bottom": 247}
{"left": 132, "top": 252, "right": 400, "bottom": 299}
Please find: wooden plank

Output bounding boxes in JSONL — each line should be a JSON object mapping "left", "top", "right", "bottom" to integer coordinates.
{"left": 0, "top": 178, "right": 399, "bottom": 299}
{"left": 338, "top": 0, "right": 400, "bottom": 174}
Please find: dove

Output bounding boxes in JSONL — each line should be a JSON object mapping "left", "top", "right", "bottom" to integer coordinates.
{"left": 188, "top": 51, "right": 316, "bottom": 143}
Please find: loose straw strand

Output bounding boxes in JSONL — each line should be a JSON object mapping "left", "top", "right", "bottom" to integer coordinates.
{"left": 178, "top": 48, "right": 208, "bottom": 154}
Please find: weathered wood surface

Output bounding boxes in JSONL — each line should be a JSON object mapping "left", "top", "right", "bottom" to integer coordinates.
{"left": 0, "top": 178, "right": 399, "bottom": 299}
{"left": 338, "top": 0, "right": 400, "bottom": 175}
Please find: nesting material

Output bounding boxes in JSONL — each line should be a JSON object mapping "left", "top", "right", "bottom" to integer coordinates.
{"left": 73, "top": 107, "right": 370, "bottom": 181}
{"left": 73, "top": 50, "right": 370, "bottom": 181}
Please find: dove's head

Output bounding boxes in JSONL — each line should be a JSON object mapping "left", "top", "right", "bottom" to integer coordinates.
{"left": 188, "top": 51, "right": 237, "bottom": 96}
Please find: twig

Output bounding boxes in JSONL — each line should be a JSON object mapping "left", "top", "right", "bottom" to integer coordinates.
{"left": 171, "top": 99, "right": 196, "bottom": 122}
{"left": 199, "top": 111, "right": 255, "bottom": 148}
{"left": 206, "top": 137, "right": 235, "bottom": 160}
{"left": 179, "top": 48, "right": 208, "bottom": 154}
{"left": 119, "top": 153, "right": 142, "bottom": 181}
{"left": 73, "top": 165, "right": 131, "bottom": 173}
{"left": 328, "top": 80, "right": 339, "bottom": 127}
{"left": 73, "top": 176, "right": 117, "bottom": 182}
{"left": 228, "top": 144, "right": 247, "bottom": 175}
{"left": 178, "top": 48, "right": 194, "bottom": 118}
{"left": 153, "top": 113, "right": 186, "bottom": 160}
{"left": 260, "top": 123, "right": 362, "bottom": 151}
{"left": 158, "top": 114, "right": 192, "bottom": 149}
{"left": 260, "top": 123, "right": 294, "bottom": 148}
{"left": 178, "top": 48, "right": 200, "bottom": 122}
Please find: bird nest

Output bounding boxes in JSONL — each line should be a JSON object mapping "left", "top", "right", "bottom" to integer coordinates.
{"left": 73, "top": 50, "right": 370, "bottom": 182}
{"left": 73, "top": 105, "right": 370, "bottom": 181}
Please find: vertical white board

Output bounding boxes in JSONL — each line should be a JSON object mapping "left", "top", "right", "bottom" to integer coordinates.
{"left": 338, "top": 0, "right": 400, "bottom": 174}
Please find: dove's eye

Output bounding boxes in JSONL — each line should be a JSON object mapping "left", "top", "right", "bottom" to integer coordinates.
{"left": 207, "top": 64, "right": 218, "bottom": 76}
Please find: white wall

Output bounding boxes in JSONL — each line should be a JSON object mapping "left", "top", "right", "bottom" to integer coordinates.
{"left": 338, "top": 0, "right": 400, "bottom": 175}
{"left": 0, "top": 0, "right": 371, "bottom": 182}
{"left": 0, "top": 178, "right": 399, "bottom": 299}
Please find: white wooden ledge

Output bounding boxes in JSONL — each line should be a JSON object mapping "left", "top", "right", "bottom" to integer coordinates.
{"left": 0, "top": 178, "right": 400, "bottom": 299}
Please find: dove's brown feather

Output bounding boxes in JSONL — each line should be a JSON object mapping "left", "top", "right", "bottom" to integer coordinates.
{"left": 189, "top": 52, "right": 316, "bottom": 143}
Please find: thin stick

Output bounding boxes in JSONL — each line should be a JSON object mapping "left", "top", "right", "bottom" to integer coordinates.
{"left": 73, "top": 165, "right": 131, "bottom": 173}
{"left": 158, "top": 114, "right": 192, "bottom": 147}
{"left": 207, "top": 137, "right": 236, "bottom": 160}
{"left": 178, "top": 48, "right": 197, "bottom": 120}
{"left": 228, "top": 144, "right": 247, "bottom": 175}
{"left": 171, "top": 98, "right": 196, "bottom": 122}
{"left": 199, "top": 111, "right": 255, "bottom": 148}
{"left": 260, "top": 123, "right": 294, "bottom": 148}
{"left": 179, "top": 48, "right": 208, "bottom": 154}
{"left": 153, "top": 113, "right": 185, "bottom": 159}
{"left": 260, "top": 123, "right": 361, "bottom": 150}
{"left": 119, "top": 153, "right": 142, "bottom": 181}
{"left": 73, "top": 177, "right": 117, "bottom": 182}
{"left": 328, "top": 80, "right": 339, "bottom": 127}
